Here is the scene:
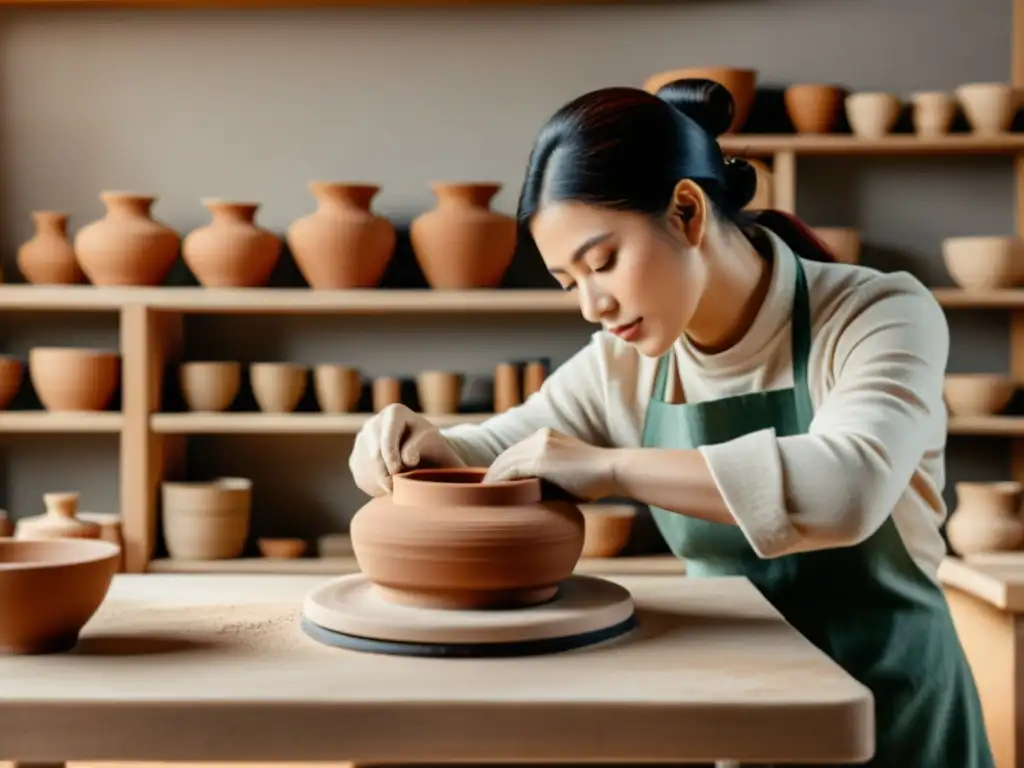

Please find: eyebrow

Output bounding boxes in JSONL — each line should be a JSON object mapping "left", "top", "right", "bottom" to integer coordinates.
{"left": 548, "top": 232, "right": 613, "bottom": 274}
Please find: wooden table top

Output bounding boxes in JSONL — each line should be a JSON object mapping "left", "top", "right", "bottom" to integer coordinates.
{"left": 0, "top": 573, "right": 873, "bottom": 764}
{"left": 939, "top": 553, "right": 1024, "bottom": 611}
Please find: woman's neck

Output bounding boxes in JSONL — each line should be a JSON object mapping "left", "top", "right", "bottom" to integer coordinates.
{"left": 685, "top": 227, "right": 773, "bottom": 354}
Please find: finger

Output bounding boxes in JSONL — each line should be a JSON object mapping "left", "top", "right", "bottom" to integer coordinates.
{"left": 483, "top": 447, "right": 526, "bottom": 484}
{"left": 400, "top": 427, "right": 432, "bottom": 467}
{"left": 378, "top": 407, "right": 409, "bottom": 478}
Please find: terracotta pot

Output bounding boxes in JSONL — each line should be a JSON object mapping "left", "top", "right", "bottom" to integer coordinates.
{"left": 812, "top": 227, "right": 861, "bottom": 264}
{"left": 579, "top": 503, "right": 636, "bottom": 558}
{"left": 182, "top": 200, "right": 281, "bottom": 288}
{"left": 946, "top": 481, "right": 1024, "bottom": 556}
{"left": 910, "top": 91, "right": 956, "bottom": 137}
{"left": 493, "top": 362, "right": 520, "bottom": 413}
{"left": 784, "top": 84, "right": 844, "bottom": 134}
{"left": 74, "top": 192, "right": 180, "bottom": 286}
{"left": 372, "top": 376, "right": 401, "bottom": 412}
{"left": 522, "top": 361, "right": 547, "bottom": 398}
{"left": 416, "top": 371, "right": 461, "bottom": 415}
{"left": 286, "top": 182, "right": 396, "bottom": 289}
{"left": 258, "top": 537, "right": 307, "bottom": 559}
{"left": 350, "top": 467, "right": 584, "bottom": 609}
{"left": 844, "top": 92, "right": 901, "bottom": 138}
{"left": 0, "top": 510, "right": 13, "bottom": 538}
{"left": 642, "top": 67, "right": 757, "bottom": 133}
{"left": 0, "top": 356, "right": 23, "bottom": 410}
{"left": 14, "top": 492, "right": 101, "bottom": 541}
{"left": 28, "top": 347, "right": 120, "bottom": 412}
{"left": 180, "top": 361, "right": 241, "bottom": 412}
{"left": 250, "top": 363, "right": 307, "bottom": 413}
{"left": 314, "top": 364, "right": 361, "bottom": 413}
{"left": 0, "top": 538, "right": 119, "bottom": 654}
{"left": 942, "top": 236, "right": 1024, "bottom": 289}
{"left": 410, "top": 183, "right": 517, "bottom": 289}
{"left": 16, "top": 211, "right": 84, "bottom": 285}
{"left": 955, "top": 82, "right": 1024, "bottom": 135}
{"left": 944, "top": 374, "right": 1016, "bottom": 417}
{"left": 161, "top": 477, "right": 251, "bottom": 560}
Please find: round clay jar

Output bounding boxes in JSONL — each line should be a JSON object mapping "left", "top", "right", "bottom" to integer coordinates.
{"left": 349, "top": 468, "right": 585, "bottom": 610}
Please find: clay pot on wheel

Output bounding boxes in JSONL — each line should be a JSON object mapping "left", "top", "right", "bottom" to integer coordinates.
{"left": 946, "top": 481, "right": 1024, "bottom": 556}
{"left": 350, "top": 468, "right": 585, "bottom": 609}
{"left": 182, "top": 200, "right": 281, "bottom": 287}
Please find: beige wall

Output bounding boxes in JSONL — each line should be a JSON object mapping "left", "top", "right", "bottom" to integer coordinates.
{"left": 0, "top": 0, "right": 1014, "bottom": 552}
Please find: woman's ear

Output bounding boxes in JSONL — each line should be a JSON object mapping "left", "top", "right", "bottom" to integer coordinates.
{"left": 665, "top": 179, "right": 708, "bottom": 248}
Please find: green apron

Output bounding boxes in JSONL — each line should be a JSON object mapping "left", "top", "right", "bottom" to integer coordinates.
{"left": 641, "top": 252, "right": 993, "bottom": 767}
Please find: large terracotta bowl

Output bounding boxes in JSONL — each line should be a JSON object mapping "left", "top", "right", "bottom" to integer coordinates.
{"left": 350, "top": 467, "right": 585, "bottom": 609}
{"left": 643, "top": 67, "right": 757, "bottom": 133}
{"left": 0, "top": 538, "right": 120, "bottom": 654}
{"left": 28, "top": 347, "right": 120, "bottom": 412}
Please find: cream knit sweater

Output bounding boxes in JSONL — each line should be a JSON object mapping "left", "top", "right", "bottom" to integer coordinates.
{"left": 441, "top": 229, "right": 950, "bottom": 582}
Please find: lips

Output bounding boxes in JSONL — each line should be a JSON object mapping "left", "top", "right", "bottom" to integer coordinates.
{"left": 610, "top": 319, "right": 643, "bottom": 341}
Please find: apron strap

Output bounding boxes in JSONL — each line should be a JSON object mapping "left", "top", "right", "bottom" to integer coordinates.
{"left": 652, "top": 345, "right": 672, "bottom": 403}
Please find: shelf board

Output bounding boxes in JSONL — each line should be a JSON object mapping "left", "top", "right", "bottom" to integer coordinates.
{"left": 0, "top": 0, "right": 638, "bottom": 6}
{"left": 948, "top": 417, "right": 1024, "bottom": 436}
{"left": 146, "top": 554, "right": 686, "bottom": 576}
{"left": 932, "top": 289, "right": 1024, "bottom": 308}
{"left": 719, "top": 133, "right": 1024, "bottom": 157}
{"left": 150, "top": 411, "right": 492, "bottom": 434}
{"left": 0, "top": 411, "right": 122, "bottom": 432}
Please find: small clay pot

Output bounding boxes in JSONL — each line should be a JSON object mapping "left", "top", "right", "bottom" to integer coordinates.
{"left": 250, "top": 363, "right": 307, "bottom": 413}
{"left": 313, "top": 364, "right": 362, "bottom": 413}
{"left": 0, "top": 356, "right": 23, "bottom": 410}
{"left": 258, "top": 537, "right": 307, "bottom": 559}
{"left": 642, "top": 67, "right": 757, "bottom": 133}
{"left": 493, "top": 363, "right": 520, "bottom": 413}
{"left": 944, "top": 374, "right": 1016, "bottom": 417}
{"left": 180, "top": 361, "right": 241, "bottom": 412}
{"left": 16, "top": 211, "right": 85, "bottom": 285}
{"left": 14, "top": 492, "right": 101, "bottom": 541}
{"left": 942, "top": 236, "right": 1024, "bottom": 290}
{"left": 946, "top": 481, "right": 1024, "bottom": 556}
{"left": 784, "top": 84, "right": 845, "bottom": 134}
{"left": 844, "top": 92, "right": 901, "bottom": 138}
{"left": 350, "top": 467, "right": 585, "bottom": 609}
{"left": 416, "top": 371, "right": 461, "bottom": 415}
{"left": 28, "top": 347, "right": 120, "bottom": 412}
{"left": 522, "top": 361, "right": 547, "bottom": 399}
{"left": 813, "top": 227, "right": 861, "bottom": 265}
{"left": 955, "top": 82, "right": 1023, "bottom": 135}
{"left": 161, "top": 478, "right": 251, "bottom": 560}
{"left": 372, "top": 376, "right": 401, "bottom": 412}
{"left": 910, "top": 91, "right": 956, "bottom": 137}
{"left": 579, "top": 503, "right": 636, "bottom": 558}
{"left": 182, "top": 200, "right": 281, "bottom": 288}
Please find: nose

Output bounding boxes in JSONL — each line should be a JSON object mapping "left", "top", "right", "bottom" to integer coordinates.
{"left": 579, "top": 282, "right": 616, "bottom": 324}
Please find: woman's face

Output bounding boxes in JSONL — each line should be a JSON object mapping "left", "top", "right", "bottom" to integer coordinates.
{"left": 529, "top": 199, "right": 708, "bottom": 357}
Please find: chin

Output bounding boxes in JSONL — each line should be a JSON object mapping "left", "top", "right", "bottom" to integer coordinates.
{"left": 635, "top": 334, "right": 671, "bottom": 358}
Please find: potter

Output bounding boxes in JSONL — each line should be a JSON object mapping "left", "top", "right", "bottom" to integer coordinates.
{"left": 350, "top": 79, "right": 992, "bottom": 767}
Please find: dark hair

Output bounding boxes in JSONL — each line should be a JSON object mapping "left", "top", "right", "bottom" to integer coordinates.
{"left": 517, "top": 79, "right": 836, "bottom": 264}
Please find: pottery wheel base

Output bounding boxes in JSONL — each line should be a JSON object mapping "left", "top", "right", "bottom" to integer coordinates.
{"left": 301, "top": 573, "right": 637, "bottom": 657}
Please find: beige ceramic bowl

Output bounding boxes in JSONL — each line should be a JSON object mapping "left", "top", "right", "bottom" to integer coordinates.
{"left": 0, "top": 538, "right": 120, "bottom": 654}
{"left": 942, "top": 236, "right": 1024, "bottom": 290}
{"left": 944, "top": 374, "right": 1016, "bottom": 417}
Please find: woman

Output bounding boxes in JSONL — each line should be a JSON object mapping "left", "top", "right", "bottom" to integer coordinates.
{"left": 349, "top": 80, "right": 992, "bottom": 767}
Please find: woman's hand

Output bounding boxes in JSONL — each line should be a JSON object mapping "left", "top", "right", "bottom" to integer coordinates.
{"left": 482, "top": 427, "right": 618, "bottom": 501}
{"left": 349, "top": 404, "right": 466, "bottom": 496}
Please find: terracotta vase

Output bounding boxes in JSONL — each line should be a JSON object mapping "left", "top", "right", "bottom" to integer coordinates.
{"left": 784, "top": 84, "right": 845, "bottom": 134}
{"left": 74, "top": 192, "right": 180, "bottom": 286}
{"left": 642, "top": 67, "right": 757, "bottom": 133}
{"left": 28, "top": 347, "right": 120, "bottom": 412}
{"left": 179, "top": 361, "right": 241, "bottom": 412}
{"left": 161, "top": 478, "right": 251, "bottom": 560}
{"left": 286, "top": 182, "right": 396, "bottom": 289}
{"left": 182, "top": 200, "right": 281, "bottom": 288}
{"left": 16, "top": 211, "right": 84, "bottom": 285}
{"left": 14, "top": 492, "right": 101, "bottom": 541}
{"left": 946, "top": 481, "right": 1024, "bottom": 556}
{"left": 350, "top": 467, "right": 585, "bottom": 609}
{"left": 0, "top": 356, "right": 23, "bottom": 410}
{"left": 410, "top": 183, "right": 517, "bottom": 289}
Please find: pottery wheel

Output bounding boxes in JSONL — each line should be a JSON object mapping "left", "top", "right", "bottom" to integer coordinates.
{"left": 301, "top": 573, "right": 637, "bottom": 657}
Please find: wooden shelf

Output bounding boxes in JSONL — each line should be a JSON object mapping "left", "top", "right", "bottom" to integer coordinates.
{"left": 948, "top": 417, "right": 1024, "bottom": 436}
{"left": 0, "top": 411, "right": 122, "bottom": 432}
{"left": 719, "top": 133, "right": 1024, "bottom": 157}
{"left": 932, "top": 289, "right": 1024, "bottom": 308}
{"left": 0, "top": 0, "right": 637, "bottom": 6}
{"left": 150, "top": 411, "right": 492, "bottom": 434}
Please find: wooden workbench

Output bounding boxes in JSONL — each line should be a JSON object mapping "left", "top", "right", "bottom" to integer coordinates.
{"left": 0, "top": 573, "right": 873, "bottom": 765}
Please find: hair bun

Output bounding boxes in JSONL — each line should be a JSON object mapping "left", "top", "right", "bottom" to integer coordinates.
{"left": 654, "top": 78, "right": 735, "bottom": 138}
{"left": 722, "top": 157, "right": 758, "bottom": 212}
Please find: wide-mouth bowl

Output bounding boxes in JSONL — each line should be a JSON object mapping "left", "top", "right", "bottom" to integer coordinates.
{"left": 0, "top": 538, "right": 120, "bottom": 571}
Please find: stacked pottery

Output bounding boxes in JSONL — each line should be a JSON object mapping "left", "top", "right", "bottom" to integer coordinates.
{"left": 286, "top": 182, "right": 396, "bottom": 289}
{"left": 14, "top": 492, "right": 102, "bottom": 540}
{"left": 946, "top": 481, "right": 1024, "bottom": 556}
{"left": 349, "top": 467, "right": 585, "bottom": 609}
{"left": 16, "top": 211, "right": 85, "bottom": 284}
{"left": 182, "top": 200, "right": 281, "bottom": 287}
{"left": 410, "top": 183, "right": 517, "bottom": 289}
{"left": 28, "top": 348, "right": 120, "bottom": 412}
{"left": 74, "top": 191, "right": 180, "bottom": 286}
{"left": 161, "top": 478, "right": 251, "bottom": 560}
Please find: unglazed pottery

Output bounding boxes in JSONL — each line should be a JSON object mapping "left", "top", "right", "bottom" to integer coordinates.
{"left": 946, "top": 481, "right": 1024, "bottom": 556}
{"left": 493, "top": 362, "right": 520, "bottom": 413}
{"left": 182, "top": 200, "right": 281, "bottom": 288}
{"left": 372, "top": 376, "right": 401, "bottom": 412}
{"left": 944, "top": 374, "right": 1016, "bottom": 417}
{"left": 416, "top": 371, "right": 461, "bottom": 415}
{"left": 910, "top": 91, "right": 956, "bottom": 137}
{"left": 0, "top": 538, "right": 120, "bottom": 654}
{"left": 0, "top": 510, "right": 13, "bottom": 538}
{"left": 76, "top": 511, "right": 124, "bottom": 572}
{"left": 161, "top": 478, "right": 251, "bottom": 560}
{"left": 410, "top": 183, "right": 517, "bottom": 289}
{"left": 579, "top": 503, "right": 636, "bottom": 558}
{"left": 74, "top": 192, "right": 180, "bottom": 286}
{"left": 784, "top": 84, "right": 845, "bottom": 134}
{"left": 0, "top": 356, "right": 23, "bottom": 410}
{"left": 642, "top": 67, "right": 757, "bottom": 133}
{"left": 350, "top": 467, "right": 585, "bottom": 609}
{"left": 28, "top": 347, "right": 120, "bottom": 412}
{"left": 16, "top": 211, "right": 84, "bottom": 285}
{"left": 813, "top": 227, "right": 861, "bottom": 264}
{"left": 286, "top": 182, "right": 396, "bottom": 289}
{"left": 844, "top": 92, "right": 900, "bottom": 138}
{"left": 250, "top": 363, "right": 307, "bottom": 413}
{"left": 522, "top": 361, "right": 547, "bottom": 398}
{"left": 258, "top": 537, "right": 307, "bottom": 559}
{"left": 313, "top": 364, "right": 362, "bottom": 413}
{"left": 955, "top": 82, "right": 1023, "bottom": 135}
{"left": 15, "top": 492, "right": 102, "bottom": 541}
{"left": 942, "top": 236, "right": 1024, "bottom": 289}
{"left": 179, "top": 361, "right": 241, "bottom": 412}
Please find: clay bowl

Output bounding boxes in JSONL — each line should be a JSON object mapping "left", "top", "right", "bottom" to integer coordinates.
{"left": 250, "top": 362, "right": 307, "bottom": 413}
{"left": 812, "top": 227, "right": 861, "bottom": 264}
{"left": 416, "top": 370, "right": 462, "bottom": 415}
{"left": 0, "top": 538, "right": 120, "bottom": 654}
{"left": 28, "top": 347, "right": 120, "bottom": 412}
{"left": 0, "top": 355, "right": 23, "bottom": 410}
{"left": 161, "top": 477, "right": 252, "bottom": 560}
{"left": 642, "top": 67, "right": 757, "bottom": 133}
{"left": 910, "top": 91, "right": 956, "bottom": 137}
{"left": 350, "top": 467, "right": 585, "bottom": 610}
{"left": 579, "top": 503, "right": 636, "bottom": 558}
{"left": 955, "top": 82, "right": 1022, "bottom": 135}
{"left": 844, "top": 91, "right": 901, "bottom": 138}
{"left": 942, "top": 236, "right": 1024, "bottom": 290}
{"left": 784, "top": 84, "right": 845, "bottom": 134}
{"left": 258, "top": 537, "right": 307, "bottom": 559}
{"left": 944, "top": 374, "right": 1016, "bottom": 417}
{"left": 179, "top": 361, "right": 241, "bottom": 412}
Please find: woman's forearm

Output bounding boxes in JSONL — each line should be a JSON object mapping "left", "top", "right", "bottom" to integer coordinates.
{"left": 609, "top": 447, "right": 736, "bottom": 526}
